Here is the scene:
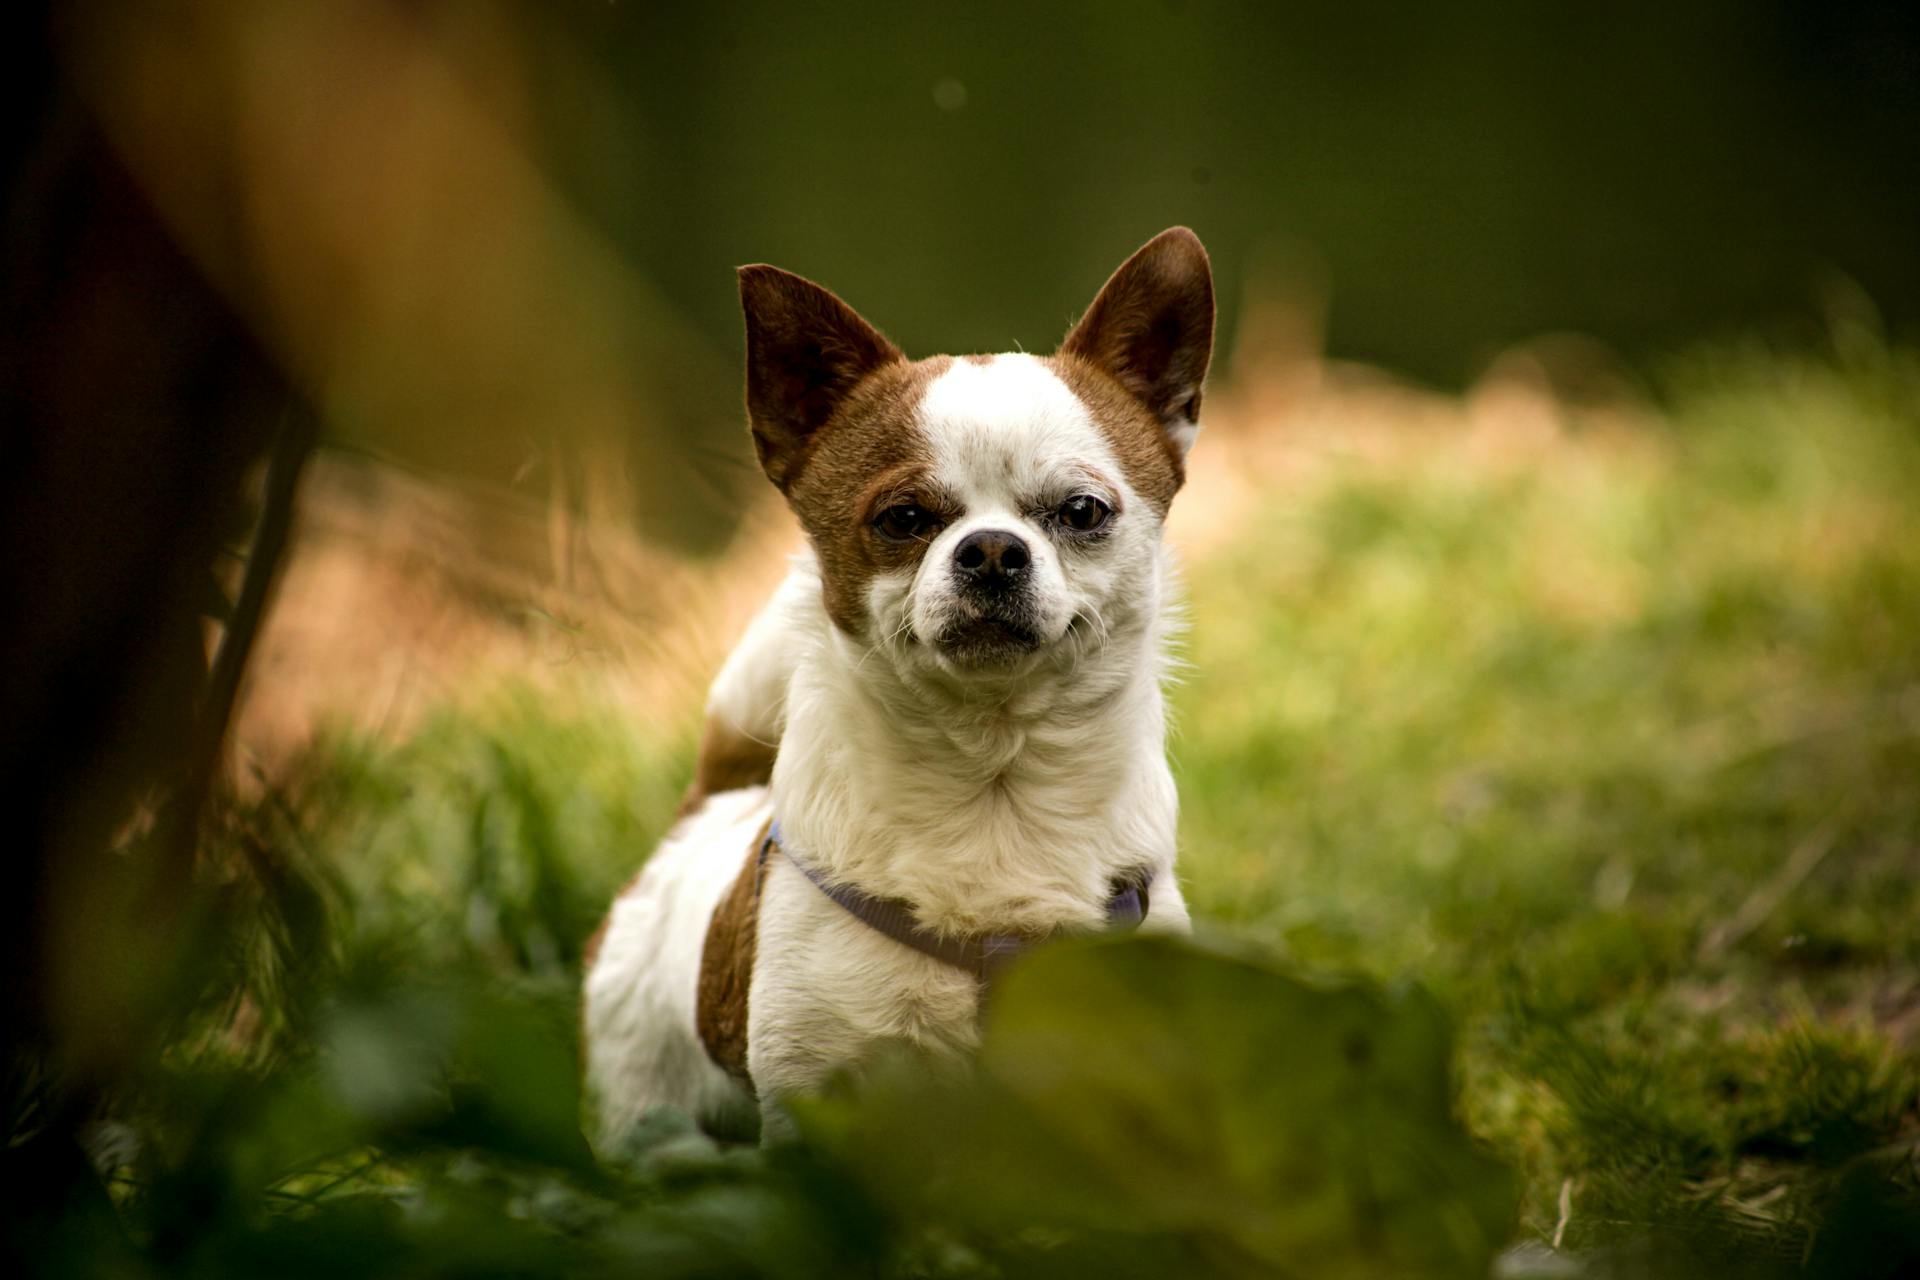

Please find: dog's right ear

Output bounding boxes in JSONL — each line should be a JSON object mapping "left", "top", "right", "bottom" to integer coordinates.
{"left": 738, "top": 265, "right": 903, "bottom": 492}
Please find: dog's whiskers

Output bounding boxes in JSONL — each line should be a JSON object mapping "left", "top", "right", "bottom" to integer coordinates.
{"left": 853, "top": 614, "right": 918, "bottom": 676}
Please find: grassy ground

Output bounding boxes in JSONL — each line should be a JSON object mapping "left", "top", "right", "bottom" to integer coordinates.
{"left": 57, "top": 336, "right": 1920, "bottom": 1277}
{"left": 1173, "top": 336, "right": 1920, "bottom": 1264}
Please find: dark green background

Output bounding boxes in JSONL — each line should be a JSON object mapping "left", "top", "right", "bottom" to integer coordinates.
{"left": 524, "top": 0, "right": 1919, "bottom": 383}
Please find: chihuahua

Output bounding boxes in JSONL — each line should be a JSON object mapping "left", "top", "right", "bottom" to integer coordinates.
{"left": 584, "top": 228, "right": 1213, "bottom": 1142}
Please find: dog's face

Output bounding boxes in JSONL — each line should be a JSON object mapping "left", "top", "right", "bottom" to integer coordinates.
{"left": 739, "top": 229, "right": 1213, "bottom": 682}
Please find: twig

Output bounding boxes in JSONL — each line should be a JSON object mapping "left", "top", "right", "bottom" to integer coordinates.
{"left": 266, "top": 1155, "right": 386, "bottom": 1206}
{"left": 1552, "top": 1177, "right": 1575, "bottom": 1251}
{"left": 159, "top": 403, "right": 318, "bottom": 874}
{"left": 1697, "top": 802, "right": 1849, "bottom": 963}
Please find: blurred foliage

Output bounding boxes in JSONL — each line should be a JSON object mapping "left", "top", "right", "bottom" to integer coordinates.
{"left": 1174, "top": 335, "right": 1920, "bottom": 1273}
{"left": 15, "top": 774, "right": 1516, "bottom": 1277}
{"left": 509, "top": 0, "right": 1920, "bottom": 380}
{"left": 799, "top": 938, "right": 1514, "bottom": 1278}
{"left": 10, "top": 337, "right": 1920, "bottom": 1277}
{"left": 41, "top": 0, "right": 1920, "bottom": 549}
{"left": 12, "top": 1, "right": 1920, "bottom": 1274}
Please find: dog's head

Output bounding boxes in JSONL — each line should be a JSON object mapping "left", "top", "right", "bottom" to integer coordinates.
{"left": 739, "top": 229, "right": 1212, "bottom": 682}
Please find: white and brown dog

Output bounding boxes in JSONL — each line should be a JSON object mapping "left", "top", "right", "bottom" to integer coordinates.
{"left": 583, "top": 228, "right": 1213, "bottom": 1143}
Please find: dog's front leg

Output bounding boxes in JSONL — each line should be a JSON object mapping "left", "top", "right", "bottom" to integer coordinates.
{"left": 746, "top": 1000, "right": 976, "bottom": 1144}
{"left": 745, "top": 860, "right": 983, "bottom": 1142}
{"left": 742, "top": 976, "right": 868, "bottom": 1144}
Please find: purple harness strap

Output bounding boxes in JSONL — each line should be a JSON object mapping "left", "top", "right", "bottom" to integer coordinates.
{"left": 761, "top": 820, "right": 1151, "bottom": 982}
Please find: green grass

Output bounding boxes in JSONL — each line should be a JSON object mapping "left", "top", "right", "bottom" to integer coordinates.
{"left": 1172, "top": 338, "right": 1920, "bottom": 1263}
{"left": 285, "top": 690, "right": 697, "bottom": 983}
{"left": 28, "top": 338, "right": 1920, "bottom": 1277}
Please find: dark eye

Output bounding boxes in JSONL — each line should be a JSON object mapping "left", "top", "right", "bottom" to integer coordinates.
{"left": 1055, "top": 495, "right": 1112, "bottom": 533}
{"left": 873, "top": 502, "right": 940, "bottom": 543}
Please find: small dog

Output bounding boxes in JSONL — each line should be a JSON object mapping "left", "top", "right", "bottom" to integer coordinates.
{"left": 583, "top": 228, "right": 1213, "bottom": 1143}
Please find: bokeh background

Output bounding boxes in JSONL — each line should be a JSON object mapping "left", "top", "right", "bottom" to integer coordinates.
{"left": 5, "top": 2, "right": 1919, "bottom": 1276}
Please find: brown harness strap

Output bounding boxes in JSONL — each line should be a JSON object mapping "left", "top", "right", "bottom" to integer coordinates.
{"left": 695, "top": 817, "right": 772, "bottom": 1093}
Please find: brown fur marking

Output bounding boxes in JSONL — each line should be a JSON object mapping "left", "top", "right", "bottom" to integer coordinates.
{"left": 781, "top": 357, "right": 951, "bottom": 636}
{"left": 1054, "top": 227, "right": 1214, "bottom": 510}
{"left": 1045, "top": 353, "right": 1185, "bottom": 514}
{"left": 738, "top": 263, "right": 951, "bottom": 638}
{"left": 677, "top": 719, "right": 778, "bottom": 819}
{"left": 695, "top": 818, "right": 774, "bottom": 1092}
{"left": 738, "top": 266, "right": 904, "bottom": 493}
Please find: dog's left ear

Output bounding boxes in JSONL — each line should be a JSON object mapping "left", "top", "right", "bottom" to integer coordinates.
{"left": 1059, "top": 227, "right": 1215, "bottom": 458}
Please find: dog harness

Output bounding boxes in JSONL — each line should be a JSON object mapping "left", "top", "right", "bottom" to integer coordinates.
{"left": 762, "top": 819, "right": 1153, "bottom": 982}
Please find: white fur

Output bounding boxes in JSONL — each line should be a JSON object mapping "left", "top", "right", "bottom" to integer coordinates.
{"left": 585, "top": 355, "right": 1190, "bottom": 1143}
{"left": 704, "top": 557, "right": 816, "bottom": 754}
{"left": 901, "top": 355, "right": 1157, "bottom": 676}
{"left": 581, "top": 786, "right": 769, "bottom": 1142}
{"left": 1164, "top": 412, "right": 1200, "bottom": 459}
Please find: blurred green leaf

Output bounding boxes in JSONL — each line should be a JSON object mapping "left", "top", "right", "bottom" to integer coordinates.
{"left": 803, "top": 934, "right": 1516, "bottom": 1279}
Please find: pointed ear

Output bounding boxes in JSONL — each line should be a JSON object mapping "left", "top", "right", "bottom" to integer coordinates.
{"left": 738, "top": 265, "right": 903, "bottom": 491}
{"left": 1058, "top": 227, "right": 1215, "bottom": 457}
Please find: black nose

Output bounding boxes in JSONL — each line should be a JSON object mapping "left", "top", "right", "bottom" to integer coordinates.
{"left": 953, "top": 529, "right": 1030, "bottom": 588}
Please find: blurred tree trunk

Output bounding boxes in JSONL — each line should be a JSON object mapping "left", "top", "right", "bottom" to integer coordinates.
{"left": 0, "top": 5, "right": 306, "bottom": 1260}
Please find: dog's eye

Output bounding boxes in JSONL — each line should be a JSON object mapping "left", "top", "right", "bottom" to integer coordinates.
{"left": 873, "top": 502, "right": 940, "bottom": 543}
{"left": 1055, "top": 495, "right": 1112, "bottom": 533}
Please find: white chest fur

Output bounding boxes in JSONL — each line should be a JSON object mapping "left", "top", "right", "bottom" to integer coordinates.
{"left": 735, "top": 556, "right": 1190, "bottom": 1123}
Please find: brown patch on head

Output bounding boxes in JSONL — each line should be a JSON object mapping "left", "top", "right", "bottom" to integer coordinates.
{"left": 695, "top": 819, "right": 773, "bottom": 1094}
{"left": 1045, "top": 353, "right": 1185, "bottom": 514}
{"left": 737, "top": 264, "right": 953, "bottom": 637}
{"left": 783, "top": 357, "right": 951, "bottom": 636}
